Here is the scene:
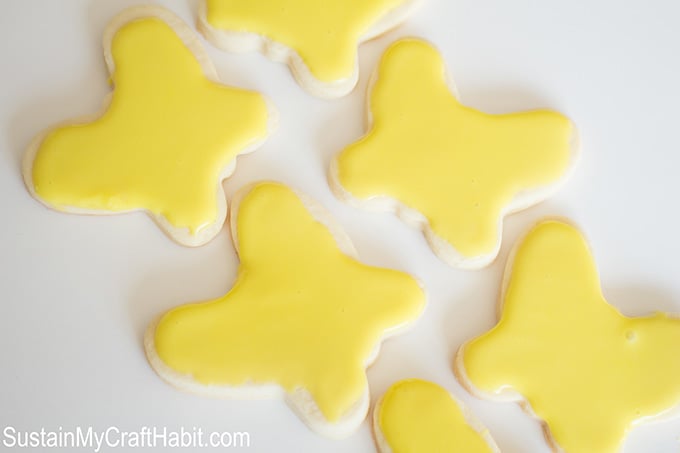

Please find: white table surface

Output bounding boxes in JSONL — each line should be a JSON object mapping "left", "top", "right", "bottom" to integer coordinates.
{"left": 1, "top": 0, "right": 679, "bottom": 452}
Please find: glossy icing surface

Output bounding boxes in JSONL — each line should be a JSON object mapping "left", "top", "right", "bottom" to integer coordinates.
{"left": 336, "top": 39, "right": 574, "bottom": 258}
{"left": 31, "top": 17, "right": 269, "bottom": 234}
{"left": 377, "top": 379, "right": 494, "bottom": 452}
{"left": 460, "top": 220, "right": 680, "bottom": 453}
{"left": 205, "top": 0, "right": 408, "bottom": 82}
{"left": 154, "top": 182, "right": 425, "bottom": 421}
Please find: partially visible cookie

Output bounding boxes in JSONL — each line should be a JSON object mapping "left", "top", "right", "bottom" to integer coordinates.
{"left": 23, "top": 6, "right": 276, "bottom": 247}
{"left": 198, "top": 0, "right": 421, "bottom": 98}
{"left": 455, "top": 220, "right": 680, "bottom": 452}
{"left": 374, "top": 379, "right": 499, "bottom": 453}
{"left": 330, "top": 38, "right": 579, "bottom": 269}
{"left": 145, "top": 182, "right": 425, "bottom": 439}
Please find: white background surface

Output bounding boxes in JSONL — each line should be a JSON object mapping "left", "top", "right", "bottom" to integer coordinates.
{"left": 1, "top": 0, "right": 679, "bottom": 451}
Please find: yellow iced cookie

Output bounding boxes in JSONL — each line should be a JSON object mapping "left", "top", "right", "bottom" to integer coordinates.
{"left": 145, "top": 182, "right": 425, "bottom": 438}
{"left": 23, "top": 6, "right": 276, "bottom": 247}
{"left": 198, "top": 0, "right": 421, "bottom": 98}
{"left": 374, "top": 379, "right": 499, "bottom": 453}
{"left": 331, "top": 39, "right": 579, "bottom": 268}
{"left": 456, "top": 220, "right": 680, "bottom": 453}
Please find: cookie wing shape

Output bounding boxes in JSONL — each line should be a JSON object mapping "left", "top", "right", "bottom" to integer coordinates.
{"left": 198, "top": 0, "right": 421, "bottom": 98}
{"left": 331, "top": 39, "right": 578, "bottom": 268}
{"left": 374, "top": 379, "right": 499, "bottom": 453}
{"left": 145, "top": 182, "right": 425, "bottom": 438}
{"left": 23, "top": 6, "right": 275, "bottom": 247}
{"left": 455, "top": 220, "right": 680, "bottom": 453}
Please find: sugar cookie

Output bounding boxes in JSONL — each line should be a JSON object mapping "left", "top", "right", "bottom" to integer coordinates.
{"left": 374, "top": 379, "right": 499, "bottom": 453}
{"left": 23, "top": 6, "right": 276, "bottom": 247}
{"left": 145, "top": 182, "right": 426, "bottom": 438}
{"left": 330, "top": 39, "right": 579, "bottom": 268}
{"left": 455, "top": 220, "right": 680, "bottom": 452}
{"left": 197, "top": 0, "right": 421, "bottom": 98}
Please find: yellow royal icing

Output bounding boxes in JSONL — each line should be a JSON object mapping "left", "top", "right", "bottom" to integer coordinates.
{"left": 335, "top": 39, "right": 575, "bottom": 259}
{"left": 376, "top": 379, "right": 495, "bottom": 453}
{"left": 459, "top": 220, "right": 680, "bottom": 453}
{"left": 204, "top": 0, "right": 410, "bottom": 82}
{"left": 153, "top": 182, "right": 425, "bottom": 422}
{"left": 31, "top": 15, "right": 270, "bottom": 235}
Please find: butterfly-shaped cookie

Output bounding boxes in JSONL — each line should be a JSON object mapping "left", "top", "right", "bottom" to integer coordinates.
{"left": 198, "top": 0, "right": 421, "bottom": 98}
{"left": 331, "top": 39, "right": 579, "bottom": 268}
{"left": 374, "top": 379, "right": 499, "bottom": 452}
{"left": 24, "top": 6, "right": 276, "bottom": 246}
{"left": 455, "top": 220, "right": 680, "bottom": 452}
{"left": 145, "top": 182, "right": 425, "bottom": 438}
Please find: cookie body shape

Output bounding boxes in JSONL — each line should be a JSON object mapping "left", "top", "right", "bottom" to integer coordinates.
{"left": 198, "top": 0, "right": 421, "bottom": 98}
{"left": 23, "top": 6, "right": 276, "bottom": 247}
{"left": 331, "top": 39, "right": 579, "bottom": 268}
{"left": 145, "top": 182, "right": 425, "bottom": 438}
{"left": 374, "top": 379, "right": 499, "bottom": 453}
{"left": 455, "top": 220, "right": 680, "bottom": 452}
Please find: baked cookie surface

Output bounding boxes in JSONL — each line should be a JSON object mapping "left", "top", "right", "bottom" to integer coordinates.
{"left": 198, "top": 0, "right": 421, "bottom": 98}
{"left": 374, "top": 379, "right": 498, "bottom": 453}
{"left": 455, "top": 220, "right": 680, "bottom": 452}
{"left": 331, "top": 39, "right": 578, "bottom": 268}
{"left": 24, "top": 6, "right": 275, "bottom": 246}
{"left": 145, "top": 182, "right": 425, "bottom": 438}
